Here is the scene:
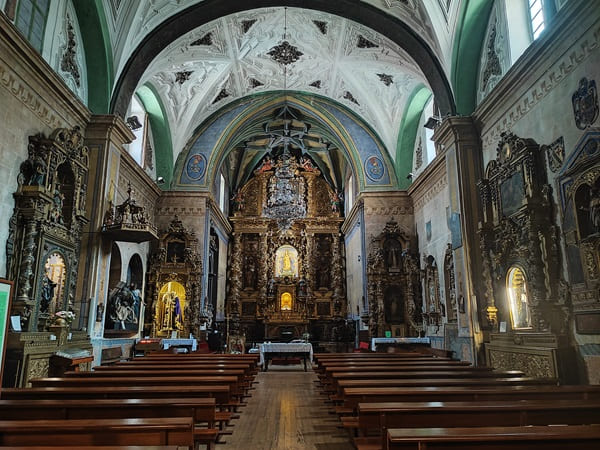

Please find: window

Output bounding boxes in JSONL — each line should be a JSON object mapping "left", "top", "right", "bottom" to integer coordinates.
{"left": 126, "top": 95, "right": 148, "bottom": 167}
{"left": 219, "top": 173, "right": 226, "bottom": 212}
{"left": 15, "top": 0, "right": 49, "bottom": 52}
{"left": 506, "top": 266, "right": 532, "bottom": 329}
{"left": 528, "top": 0, "right": 546, "bottom": 39}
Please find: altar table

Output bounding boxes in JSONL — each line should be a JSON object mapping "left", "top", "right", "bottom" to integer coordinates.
{"left": 162, "top": 338, "right": 197, "bottom": 352}
{"left": 259, "top": 342, "right": 313, "bottom": 371}
{"left": 371, "top": 337, "right": 430, "bottom": 352}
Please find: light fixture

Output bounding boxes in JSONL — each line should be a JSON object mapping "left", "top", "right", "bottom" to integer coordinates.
{"left": 424, "top": 116, "right": 441, "bottom": 130}
{"left": 406, "top": 172, "right": 413, "bottom": 180}
{"left": 156, "top": 176, "right": 165, "bottom": 185}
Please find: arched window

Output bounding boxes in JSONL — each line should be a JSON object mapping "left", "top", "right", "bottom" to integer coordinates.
{"left": 506, "top": 266, "right": 532, "bottom": 329}
{"left": 15, "top": 0, "right": 50, "bottom": 52}
{"left": 126, "top": 95, "right": 148, "bottom": 167}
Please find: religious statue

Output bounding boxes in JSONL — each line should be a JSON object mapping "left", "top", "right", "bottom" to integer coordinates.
{"left": 244, "top": 255, "right": 257, "bottom": 289}
{"left": 256, "top": 156, "right": 273, "bottom": 174}
{"left": 267, "top": 279, "right": 276, "bottom": 296}
{"left": 40, "top": 274, "right": 56, "bottom": 313}
{"left": 231, "top": 190, "right": 244, "bottom": 212}
{"left": 384, "top": 239, "right": 401, "bottom": 269}
{"left": 590, "top": 188, "right": 600, "bottom": 232}
{"left": 50, "top": 184, "right": 65, "bottom": 224}
{"left": 282, "top": 250, "right": 292, "bottom": 272}
{"left": 300, "top": 156, "right": 315, "bottom": 172}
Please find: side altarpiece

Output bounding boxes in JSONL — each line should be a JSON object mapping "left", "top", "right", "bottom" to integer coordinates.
{"left": 145, "top": 217, "right": 204, "bottom": 338}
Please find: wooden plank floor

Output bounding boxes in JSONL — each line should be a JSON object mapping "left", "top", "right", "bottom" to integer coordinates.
{"left": 221, "top": 365, "right": 353, "bottom": 449}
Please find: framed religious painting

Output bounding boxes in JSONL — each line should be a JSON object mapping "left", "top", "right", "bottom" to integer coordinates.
{"left": 0, "top": 278, "right": 14, "bottom": 390}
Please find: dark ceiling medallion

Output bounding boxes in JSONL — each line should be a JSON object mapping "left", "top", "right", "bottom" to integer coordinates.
{"left": 313, "top": 20, "right": 328, "bottom": 35}
{"left": 377, "top": 73, "right": 393, "bottom": 86}
{"left": 309, "top": 80, "right": 322, "bottom": 89}
{"left": 268, "top": 41, "right": 303, "bottom": 65}
{"left": 175, "top": 70, "right": 193, "bottom": 85}
{"left": 249, "top": 78, "right": 264, "bottom": 89}
{"left": 213, "top": 88, "right": 230, "bottom": 104}
{"left": 343, "top": 91, "right": 360, "bottom": 105}
{"left": 357, "top": 34, "right": 378, "bottom": 48}
{"left": 191, "top": 32, "right": 213, "bottom": 46}
{"left": 242, "top": 19, "right": 257, "bottom": 33}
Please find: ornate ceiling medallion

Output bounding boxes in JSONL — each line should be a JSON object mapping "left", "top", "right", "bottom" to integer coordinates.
{"left": 268, "top": 41, "right": 303, "bottom": 65}
{"left": 344, "top": 91, "right": 360, "bottom": 105}
{"left": 175, "top": 71, "right": 193, "bottom": 85}
{"left": 357, "top": 35, "right": 378, "bottom": 48}
{"left": 212, "top": 88, "right": 230, "bottom": 104}
{"left": 249, "top": 78, "right": 264, "bottom": 89}
{"left": 313, "top": 20, "right": 328, "bottom": 35}
{"left": 191, "top": 32, "right": 213, "bottom": 46}
{"left": 377, "top": 73, "right": 394, "bottom": 86}
{"left": 241, "top": 19, "right": 257, "bottom": 34}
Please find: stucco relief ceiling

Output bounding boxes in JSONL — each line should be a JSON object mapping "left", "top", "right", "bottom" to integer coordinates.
{"left": 105, "top": 0, "right": 453, "bottom": 80}
{"left": 136, "top": 7, "right": 430, "bottom": 161}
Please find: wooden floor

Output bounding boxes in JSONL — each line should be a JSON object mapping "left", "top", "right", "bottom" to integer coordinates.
{"left": 222, "top": 365, "right": 353, "bottom": 450}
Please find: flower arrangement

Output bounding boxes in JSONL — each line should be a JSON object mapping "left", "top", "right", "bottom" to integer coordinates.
{"left": 51, "top": 310, "right": 76, "bottom": 325}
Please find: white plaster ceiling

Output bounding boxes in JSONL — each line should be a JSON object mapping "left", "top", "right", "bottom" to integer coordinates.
{"left": 104, "top": 0, "right": 458, "bottom": 81}
{"left": 135, "top": 7, "right": 432, "bottom": 162}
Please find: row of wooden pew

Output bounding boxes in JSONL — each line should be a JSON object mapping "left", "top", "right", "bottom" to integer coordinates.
{"left": 313, "top": 351, "right": 600, "bottom": 449}
{"left": 0, "top": 352, "right": 261, "bottom": 449}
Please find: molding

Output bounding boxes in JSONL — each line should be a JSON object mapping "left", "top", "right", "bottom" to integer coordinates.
{"left": 208, "top": 198, "right": 233, "bottom": 236}
{"left": 360, "top": 191, "right": 414, "bottom": 216}
{"left": 407, "top": 147, "right": 447, "bottom": 201}
{"left": 0, "top": 11, "right": 90, "bottom": 128}
{"left": 474, "top": 0, "right": 600, "bottom": 148}
{"left": 341, "top": 199, "right": 364, "bottom": 235}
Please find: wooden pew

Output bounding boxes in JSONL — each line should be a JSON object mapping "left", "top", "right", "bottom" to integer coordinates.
{"left": 356, "top": 399, "right": 600, "bottom": 444}
{"left": 1, "top": 385, "right": 231, "bottom": 405}
{"left": 385, "top": 424, "right": 600, "bottom": 450}
{"left": 0, "top": 398, "right": 221, "bottom": 448}
{"left": 0, "top": 418, "right": 194, "bottom": 448}
{"left": 341, "top": 385, "right": 600, "bottom": 412}
{"left": 0, "top": 447, "right": 183, "bottom": 450}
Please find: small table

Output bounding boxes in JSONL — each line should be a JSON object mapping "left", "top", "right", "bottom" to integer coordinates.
{"left": 259, "top": 342, "right": 313, "bottom": 372}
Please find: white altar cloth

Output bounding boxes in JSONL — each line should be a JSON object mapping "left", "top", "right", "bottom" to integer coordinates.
{"left": 259, "top": 342, "right": 313, "bottom": 367}
{"left": 162, "top": 338, "right": 197, "bottom": 352}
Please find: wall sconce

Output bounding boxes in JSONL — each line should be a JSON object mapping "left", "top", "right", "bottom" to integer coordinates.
{"left": 424, "top": 116, "right": 441, "bottom": 130}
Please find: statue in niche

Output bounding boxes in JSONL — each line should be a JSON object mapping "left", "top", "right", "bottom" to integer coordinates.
{"left": 384, "top": 288, "right": 404, "bottom": 324}
{"left": 244, "top": 255, "right": 257, "bottom": 289}
{"left": 590, "top": 187, "right": 600, "bottom": 232}
{"left": 231, "top": 190, "right": 244, "bottom": 211}
{"left": 27, "top": 156, "right": 47, "bottom": 186}
{"left": 317, "top": 258, "right": 330, "bottom": 289}
{"left": 298, "top": 278, "right": 307, "bottom": 296}
{"left": 50, "top": 185, "right": 65, "bottom": 224}
{"left": 384, "top": 238, "right": 401, "bottom": 270}
{"left": 40, "top": 274, "right": 56, "bottom": 313}
{"left": 267, "top": 279, "right": 276, "bottom": 296}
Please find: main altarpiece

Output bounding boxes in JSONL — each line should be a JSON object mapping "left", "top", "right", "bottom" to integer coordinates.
{"left": 226, "top": 146, "right": 348, "bottom": 345}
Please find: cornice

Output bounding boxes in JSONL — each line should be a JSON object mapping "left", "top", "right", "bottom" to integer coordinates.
{"left": 341, "top": 198, "right": 364, "bottom": 235}
{"left": 0, "top": 11, "right": 90, "bottom": 128}
{"left": 208, "top": 198, "right": 233, "bottom": 235}
{"left": 407, "top": 148, "right": 447, "bottom": 200}
{"left": 474, "top": 0, "right": 600, "bottom": 148}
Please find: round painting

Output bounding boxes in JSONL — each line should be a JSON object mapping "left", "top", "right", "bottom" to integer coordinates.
{"left": 365, "top": 156, "right": 384, "bottom": 181}
{"left": 186, "top": 154, "right": 206, "bottom": 180}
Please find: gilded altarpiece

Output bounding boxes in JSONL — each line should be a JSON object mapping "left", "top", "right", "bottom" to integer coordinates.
{"left": 145, "top": 217, "right": 203, "bottom": 338}
{"left": 4, "top": 126, "right": 92, "bottom": 387}
{"left": 366, "top": 219, "right": 422, "bottom": 338}
{"left": 227, "top": 155, "right": 346, "bottom": 342}
{"left": 478, "top": 132, "right": 574, "bottom": 382}
{"left": 557, "top": 130, "right": 600, "bottom": 335}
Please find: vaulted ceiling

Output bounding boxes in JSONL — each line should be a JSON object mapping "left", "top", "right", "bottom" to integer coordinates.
{"left": 101, "top": 0, "right": 462, "bottom": 190}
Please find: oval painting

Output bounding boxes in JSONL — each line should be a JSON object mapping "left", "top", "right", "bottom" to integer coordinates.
{"left": 186, "top": 154, "right": 206, "bottom": 180}
{"left": 365, "top": 156, "right": 384, "bottom": 181}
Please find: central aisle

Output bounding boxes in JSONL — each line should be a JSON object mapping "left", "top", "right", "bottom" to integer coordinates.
{"left": 222, "top": 365, "right": 353, "bottom": 450}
